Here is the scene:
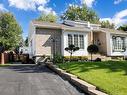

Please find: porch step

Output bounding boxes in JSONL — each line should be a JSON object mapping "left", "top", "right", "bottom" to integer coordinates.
{"left": 37, "top": 57, "right": 48, "bottom": 65}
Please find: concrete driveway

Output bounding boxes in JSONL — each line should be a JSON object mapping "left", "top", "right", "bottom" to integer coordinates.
{"left": 0, "top": 64, "right": 85, "bottom": 95}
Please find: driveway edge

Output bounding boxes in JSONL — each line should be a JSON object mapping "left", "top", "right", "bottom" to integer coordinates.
{"left": 45, "top": 62, "right": 108, "bottom": 95}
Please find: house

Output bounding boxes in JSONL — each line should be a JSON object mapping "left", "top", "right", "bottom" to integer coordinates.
{"left": 28, "top": 20, "right": 127, "bottom": 62}
{"left": 19, "top": 47, "right": 29, "bottom": 54}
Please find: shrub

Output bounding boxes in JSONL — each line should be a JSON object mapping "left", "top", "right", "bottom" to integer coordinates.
{"left": 64, "top": 56, "right": 88, "bottom": 62}
{"left": 87, "top": 44, "right": 99, "bottom": 61}
{"left": 65, "top": 44, "right": 79, "bottom": 61}
{"left": 54, "top": 53, "right": 64, "bottom": 63}
{"left": 95, "top": 58, "right": 101, "bottom": 62}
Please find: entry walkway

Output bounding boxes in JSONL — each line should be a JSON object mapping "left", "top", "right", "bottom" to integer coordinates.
{"left": 0, "top": 64, "right": 85, "bottom": 95}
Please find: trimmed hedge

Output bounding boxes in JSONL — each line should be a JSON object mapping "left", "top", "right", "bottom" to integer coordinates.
{"left": 64, "top": 56, "right": 88, "bottom": 61}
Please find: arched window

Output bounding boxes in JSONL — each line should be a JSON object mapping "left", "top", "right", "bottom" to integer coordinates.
{"left": 112, "top": 36, "right": 126, "bottom": 52}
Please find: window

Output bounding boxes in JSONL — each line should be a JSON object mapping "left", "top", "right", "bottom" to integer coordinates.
{"left": 112, "top": 36, "right": 126, "bottom": 52}
{"left": 68, "top": 34, "right": 85, "bottom": 49}
{"left": 79, "top": 35, "right": 84, "bottom": 49}
{"left": 74, "top": 35, "right": 78, "bottom": 47}
{"left": 68, "top": 34, "right": 73, "bottom": 46}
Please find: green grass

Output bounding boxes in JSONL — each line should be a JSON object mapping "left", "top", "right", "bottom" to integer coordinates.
{"left": 57, "top": 61, "right": 127, "bottom": 95}
{"left": 0, "top": 63, "right": 12, "bottom": 67}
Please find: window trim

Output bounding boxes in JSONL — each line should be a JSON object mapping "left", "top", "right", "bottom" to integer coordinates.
{"left": 67, "top": 34, "right": 85, "bottom": 50}
{"left": 112, "top": 36, "right": 126, "bottom": 52}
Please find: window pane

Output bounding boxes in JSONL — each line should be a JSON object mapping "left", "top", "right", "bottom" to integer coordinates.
{"left": 74, "top": 35, "right": 78, "bottom": 47}
{"left": 112, "top": 36, "right": 126, "bottom": 52}
{"left": 68, "top": 34, "right": 73, "bottom": 46}
{"left": 79, "top": 35, "right": 84, "bottom": 49}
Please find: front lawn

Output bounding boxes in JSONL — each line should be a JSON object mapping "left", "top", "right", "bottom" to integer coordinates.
{"left": 57, "top": 61, "right": 127, "bottom": 95}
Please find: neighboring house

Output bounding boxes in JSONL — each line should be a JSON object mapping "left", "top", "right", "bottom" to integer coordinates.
{"left": 19, "top": 47, "right": 29, "bottom": 54}
{"left": 28, "top": 20, "right": 127, "bottom": 61}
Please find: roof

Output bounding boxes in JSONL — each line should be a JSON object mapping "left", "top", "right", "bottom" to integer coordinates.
{"left": 100, "top": 28, "right": 127, "bottom": 35}
{"left": 31, "top": 20, "right": 127, "bottom": 35}
{"left": 31, "top": 20, "right": 91, "bottom": 32}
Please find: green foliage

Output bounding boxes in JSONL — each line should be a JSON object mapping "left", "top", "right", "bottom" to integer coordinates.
{"left": 54, "top": 53, "right": 64, "bottom": 63}
{"left": 36, "top": 13, "right": 57, "bottom": 22}
{"left": 87, "top": 44, "right": 99, "bottom": 61}
{"left": 0, "top": 12, "right": 22, "bottom": 50}
{"left": 118, "top": 24, "right": 127, "bottom": 31}
{"left": 58, "top": 61, "right": 127, "bottom": 95}
{"left": 101, "top": 20, "right": 115, "bottom": 29}
{"left": 87, "top": 44, "right": 99, "bottom": 54}
{"left": 65, "top": 45, "right": 79, "bottom": 53}
{"left": 61, "top": 4, "right": 99, "bottom": 24}
{"left": 65, "top": 44, "right": 79, "bottom": 61}
{"left": 64, "top": 56, "right": 88, "bottom": 62}
{"left": 25, "top": 37, "right": 28, "bottom": 46}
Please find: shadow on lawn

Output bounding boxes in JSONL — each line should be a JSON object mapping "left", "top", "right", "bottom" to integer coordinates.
{"left": 64, "top": 61, "right": 127, "bottom": 75}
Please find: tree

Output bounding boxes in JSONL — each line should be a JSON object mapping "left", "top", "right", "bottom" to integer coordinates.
{"left": 61, "top": 4, "right": 99, "bottom": 24}
{"left": 0, "top": 12, "right": 22, "bottom": 50}
{"left": 65, "top": 44, "right": 79, "bottom": 61}
{"left": 101, "top": 20, "right": 115, "bottom": 29}
{"left": 118, "top": 25, "right": 127, "bottom": 31}
{"left": 87, "top": 44, "right": 99, "bottom": 61}
{"left": 36, "top": 13, "right": 57, "bottom": 23}
{"left": 25, "top": 37, "right": 28, "bottom": 47}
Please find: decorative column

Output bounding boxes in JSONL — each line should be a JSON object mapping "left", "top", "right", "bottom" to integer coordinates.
{"left": 91, "top": 30, "right": 93, "bottom": 44}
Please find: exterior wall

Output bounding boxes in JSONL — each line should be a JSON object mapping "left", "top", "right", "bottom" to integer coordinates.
{"left": 88, "top": 32, "right": 92, "bottom": 45}
{"left": 28, "top": 23, "right": 36, "bottom": 58}
{"left": 62, "top": 30, "right": 88, "bottom": 56}
{"left": 108, "top": 34, "right": 127, "bottom": 56}
{"left": 35, "top": 28, "right": 62, "bottom": 57}
{"left": 93, "top": 32, "right": 107, "bottom": 55}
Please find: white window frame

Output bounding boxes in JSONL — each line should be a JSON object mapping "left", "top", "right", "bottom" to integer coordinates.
{"left": 112, "top": 36, "right": 126, "bottom": 52}
{"left": 68, "top": 34, "right": 85, "bottom": 49}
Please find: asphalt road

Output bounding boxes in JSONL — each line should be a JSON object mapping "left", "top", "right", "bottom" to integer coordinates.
{"left": 0, "top": 64, "right": 85, "bottom": 95}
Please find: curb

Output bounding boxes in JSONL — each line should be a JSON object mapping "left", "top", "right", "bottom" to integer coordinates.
{"left": 45, "top": 62, "right": 108, "bottom": 95}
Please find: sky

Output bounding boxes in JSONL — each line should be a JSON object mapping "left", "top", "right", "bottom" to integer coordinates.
{"left": 0, "top": 0, "right": 127, "bottom": 39}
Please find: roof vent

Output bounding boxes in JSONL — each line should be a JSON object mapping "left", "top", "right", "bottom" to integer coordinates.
{"left": 63, "top": 20, "right": 101, "bottom": 29}
{"left": 63, "top": 20, "right": 88, "bottom": 28}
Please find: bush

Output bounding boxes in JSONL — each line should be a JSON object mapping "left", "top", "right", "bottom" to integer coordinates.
{"left": 95, "top": 58, "right": 101, "bottom": 62}
{"left": 87, "top": 44, "right": 99, "bottom": 61}
{"left": 54, "top": 53, "right": 64, "bottom": 63}
{"left": 64, "top": 56, "right": 88, "bottom": 62}
{"left": 87, "top": 44, "right": 99, "bottom": 54}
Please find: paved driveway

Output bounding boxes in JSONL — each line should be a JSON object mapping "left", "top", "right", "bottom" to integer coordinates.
{"left": 0, "top": 64, "right": 85, "bottom": 95}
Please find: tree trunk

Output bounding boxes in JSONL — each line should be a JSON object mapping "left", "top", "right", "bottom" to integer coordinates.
{"left": 70, "top": 53, "right": 72, "bottom": 62}
{"left": 91, "top": 53, "right": 92, "bottom": 61}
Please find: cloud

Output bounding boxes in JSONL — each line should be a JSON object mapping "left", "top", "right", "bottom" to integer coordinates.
{"left": 114, "top": 0, "right": 126, "bottom": 4}
{"left": 114, "top": 0, "right": 123, "bottom": 4}
{"left": 8, "top": 0, "right": 56, "bottom": 15}
{"left": 38, "top": 6, "right": 56, "bottom": 15}
{"left": 81, "top": 0, "right": 96, "bottom": 7}
{"left": 100, "top": 9, "right": 127, "bottom": 27}
{"left": 0, "top": 4, "right": 8, "bottom": 12}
